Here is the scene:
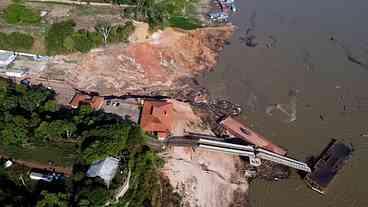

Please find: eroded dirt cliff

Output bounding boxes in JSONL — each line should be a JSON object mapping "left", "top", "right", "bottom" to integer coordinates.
{"left": 41, "top": 25, "right": 234, "bottom": 97}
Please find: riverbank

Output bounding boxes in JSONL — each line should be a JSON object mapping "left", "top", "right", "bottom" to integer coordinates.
{"left": 17, "top": 22, "right": 250, "bottom": 206}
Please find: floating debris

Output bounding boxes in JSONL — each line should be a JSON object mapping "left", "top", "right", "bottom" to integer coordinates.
{"left": 265, "top": 90, "right": 297, "bottom": 122}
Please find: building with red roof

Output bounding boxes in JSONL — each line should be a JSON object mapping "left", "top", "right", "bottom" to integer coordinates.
{"left": 69, "top": 94, "right": 104, "bottom": 110}
{"left": 140, "top": 100, "right": 173, "bottom": 139}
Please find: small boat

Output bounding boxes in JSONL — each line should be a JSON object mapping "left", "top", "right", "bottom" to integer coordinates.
{"left": 304, "top": 139, "right": 353, "bottom": 194}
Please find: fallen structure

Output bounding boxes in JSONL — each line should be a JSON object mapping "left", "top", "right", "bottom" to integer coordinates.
{"left": 305, "top": 139, "right": 353, "bottom": 194}
{"left": 220, "top": 116, "right": 287, "bottom": 155}
{"left": 69, "top": 93, "right": 104, "bottom": 110}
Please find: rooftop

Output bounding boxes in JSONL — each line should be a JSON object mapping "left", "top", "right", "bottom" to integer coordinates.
{"left": 140, "top": 100, "right": 173, "bottom": 139}
{"left": 69, "top": 94, "right": 104, "bottom": 110}
{"left": 86, "top": 157, "right": 120, "bottom": 187}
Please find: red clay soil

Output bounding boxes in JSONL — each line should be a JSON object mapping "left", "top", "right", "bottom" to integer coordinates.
{"left": 126, "top": 43, "right": 167, "bottom": 81}
{"left": 41, "top": 25, "right": 234, "bottom": 96}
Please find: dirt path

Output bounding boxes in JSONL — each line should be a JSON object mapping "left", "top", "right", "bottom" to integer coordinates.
{"left": 1, "top": 155, "right": 73, "bottom": 176}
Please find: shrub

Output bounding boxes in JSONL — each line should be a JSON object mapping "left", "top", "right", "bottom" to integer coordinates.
{"left": 8, "top": 32, "right": 34, "bottom": 50}
{"left": 109, "top": 21, "right": 135, "bottom": 43}
{"left": 47, "top": 20, "right": 104, "bottom": 54}
{"left": 71, "top": 31, "right": 95, "bottom": 53}
{"left": 0, "top": 33, "right": 10, "bottom": 49}
{"left": 64, "top": 31, "right": 102, "bottom": 53}
{"left": 4, "top": 3, "right": 41, "bottom": 24}
{"left": 46, "top": 20, "right": 76, "bottom": 55}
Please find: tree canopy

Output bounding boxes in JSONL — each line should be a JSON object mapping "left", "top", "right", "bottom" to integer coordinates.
{"left": 0, "top": 78, "right": 164, "bottom": 206}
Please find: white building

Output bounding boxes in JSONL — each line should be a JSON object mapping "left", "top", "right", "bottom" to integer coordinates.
{"left": 86, "top": 157, "right": 120, "bottom": 187}
{"left": 0, "top": 52, "right": 16, "bottom": 67}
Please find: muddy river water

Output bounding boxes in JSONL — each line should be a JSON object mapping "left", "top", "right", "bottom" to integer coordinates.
{"left": 199, "top": 0, "right": 368, "bottom": 206}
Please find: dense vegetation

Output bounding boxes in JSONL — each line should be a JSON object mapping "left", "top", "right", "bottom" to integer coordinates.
{"left": 0, "top": 78, "right": 163, "bottom": 206}
{"left": 115, "top": 0, "right": 201, "bottom": 29}
{"left": 46, "top": 20, "right": 134, "bottom": 55}
{"left": 0, "top": 32, "right": 34, "bottom": 51}
{"left": 3, "top": 1, "right": 41, "bottom": 24}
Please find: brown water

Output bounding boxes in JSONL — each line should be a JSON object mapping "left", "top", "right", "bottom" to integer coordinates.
{"left": 199, "top": 0, "right": 368, "bottom": 206}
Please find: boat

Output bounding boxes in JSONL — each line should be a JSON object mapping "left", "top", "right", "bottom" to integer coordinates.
{"left": 304, "top": 139, "right": 353, "bottom": 194}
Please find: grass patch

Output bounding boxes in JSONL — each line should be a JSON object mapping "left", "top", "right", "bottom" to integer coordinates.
{"left": 0, "top": 32, "right": 34, "bottom": 51}
{"left": 0, "top": 142, "right": 79, "bottom": 167}
{"left": 169, "top": 16, "right": 201, "bottom": 30}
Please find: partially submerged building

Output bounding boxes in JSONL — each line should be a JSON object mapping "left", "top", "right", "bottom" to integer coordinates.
{"left": 69, "top": 94, "right": 104, "bottom": 110}
{"left": 305, "top": 139, "right": 353, "bottom": 194}
{"left": 220, "top": 116, "right": 287, "bottom": 155}
{"left": 0, "top": 52, "right": 16, "bottom": 67}
{"left": 140, "top": 100, "right": 173, "bottom": 139}
{"left": 86, "top": 157, "right": 120, "bottom": 187}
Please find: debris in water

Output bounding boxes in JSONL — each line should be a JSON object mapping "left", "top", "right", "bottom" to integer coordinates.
{"left": 319, "top": 114, "right": 325, "bottom": 121}
{"left": 265, "top": 90, "right": 297, "bottom": 122}
{"left": 305, "top": 139, "right": 353, "bottom": 194}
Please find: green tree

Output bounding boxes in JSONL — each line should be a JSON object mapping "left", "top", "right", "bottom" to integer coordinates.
{"left": 35, "top": 120, "right": 77, "bottom": 141}
{"left": 1, "top": 123, "right": 28, "bottom": 146}
{"left": 18, "top": 87, "right": 51, "bottom": 112}
{"left": 36, "top": 191, "right": 69, "bottom": 207}
{"left": 76, "top": 184, "right": 110, "bottom": 207}
{"left": 42, "top": 100, "right": 59, "bottom": 113}
{"left": 82, "top": 124, "right": 130, "bottom": 164}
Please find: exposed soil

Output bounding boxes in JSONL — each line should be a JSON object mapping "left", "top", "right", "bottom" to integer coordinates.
{"left": 161, "top": 147, "right": 248, "bottom": 207}
{"left": 36, "top": 25, "right": 234, "bottom": 99}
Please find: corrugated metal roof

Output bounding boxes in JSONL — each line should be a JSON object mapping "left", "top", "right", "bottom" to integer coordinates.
{"left": 86, "top": 157, "right": 120, "bottom": 187}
